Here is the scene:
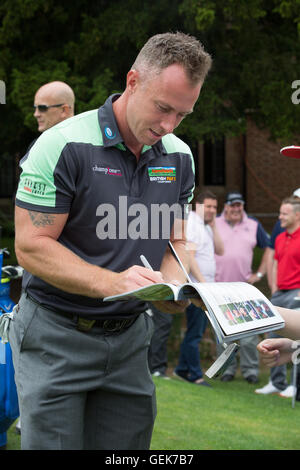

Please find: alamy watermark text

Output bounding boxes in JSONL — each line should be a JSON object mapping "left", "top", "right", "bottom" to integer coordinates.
{"left": 0, "top": 80, "right": 5, "bottom": 104}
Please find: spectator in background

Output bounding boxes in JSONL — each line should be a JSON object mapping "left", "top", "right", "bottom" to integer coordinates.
{"left": 33, "top": 81, "right": 75, "bottom": 133}
{"left": 173, "top": 190, "right": 224, "bottom": 386}
{"left": 255, "top": 196, "right": 300, "bottom": 398}
{"left": 265, "top": 188, "right": 300, "bottom": 291}
{"left": 215, "top": 191, "right": 270, "bottom": 384}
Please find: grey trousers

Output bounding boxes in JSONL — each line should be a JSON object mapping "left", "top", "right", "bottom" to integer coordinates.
{"left": 9, "top": 293, "right": 156, "bottom": 450}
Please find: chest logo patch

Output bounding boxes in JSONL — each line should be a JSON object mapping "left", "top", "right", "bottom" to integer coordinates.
{"left": 148, "top": 167, "right": 176, "bottom": 183}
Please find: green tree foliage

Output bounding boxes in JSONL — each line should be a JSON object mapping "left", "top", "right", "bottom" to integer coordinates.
{"left": 179, "top": 0, "right": 300, "bottom": 141}
{"left": 0, "top": 0, "right": 300, "bottom": 159}
{"left": 0, "top": 0, "right": 183, "bottom": 154}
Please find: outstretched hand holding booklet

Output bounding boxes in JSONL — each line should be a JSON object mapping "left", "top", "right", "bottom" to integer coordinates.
{"left": 103, "top": 243, "right": 284, "bottom": 377}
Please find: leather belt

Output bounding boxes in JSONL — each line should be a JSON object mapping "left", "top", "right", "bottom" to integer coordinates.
{"left": 76, "top": 316, "right": 139, "bottom": 333}
{"left": 25, "top": 292, "right": 139, "bottom": 334}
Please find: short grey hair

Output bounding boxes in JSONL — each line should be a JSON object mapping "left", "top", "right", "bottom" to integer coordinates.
{"left": 131, "top": 32, "right": 212, "bottom": 85}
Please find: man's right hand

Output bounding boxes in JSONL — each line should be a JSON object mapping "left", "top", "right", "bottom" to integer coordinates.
{"left": 107, "top": 265, "right": 164, "bottom": 297}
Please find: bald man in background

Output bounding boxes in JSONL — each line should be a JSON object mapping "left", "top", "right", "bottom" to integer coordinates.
{"left": 33, "top": 80, "right": 75, "bottom": 133}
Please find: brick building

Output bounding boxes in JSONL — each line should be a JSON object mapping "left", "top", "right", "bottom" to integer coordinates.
{"left": 195, "top": 118, "right": 300, "bottom": 232}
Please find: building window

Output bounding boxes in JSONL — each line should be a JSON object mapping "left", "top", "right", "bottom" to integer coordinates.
{"left": 204, "top": 137, "right": 225, "bottom": 185}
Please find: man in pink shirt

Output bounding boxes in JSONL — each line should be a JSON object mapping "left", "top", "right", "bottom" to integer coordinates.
{"left": 215, "top": 191, "right": 270, "bottom": 383}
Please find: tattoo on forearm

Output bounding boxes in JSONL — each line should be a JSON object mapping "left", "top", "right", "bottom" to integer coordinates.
{"left": 28, "top": 211, "right": 56, "bottom": 227}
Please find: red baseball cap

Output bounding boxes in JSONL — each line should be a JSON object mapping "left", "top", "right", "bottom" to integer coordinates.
{"left": 280, "top": 146, "right": 300, "bottom": 159}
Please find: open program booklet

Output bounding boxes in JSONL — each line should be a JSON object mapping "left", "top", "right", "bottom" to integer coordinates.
{"left": 104, "top": 281, "right": 284, "bottom": 343}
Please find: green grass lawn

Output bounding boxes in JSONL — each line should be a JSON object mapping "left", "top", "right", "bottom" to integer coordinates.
{"left": 151, "top": 370, "right": 300, "bottom": 450}
{"left": 3, "top": 243, "right": 295, "bottom": 451}
{"left": 5, "top": 369, "right": 300, "bottom": 450}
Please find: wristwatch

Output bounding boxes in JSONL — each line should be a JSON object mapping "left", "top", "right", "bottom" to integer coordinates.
{"left": 256, "top": 271, "right": 263, "bottom": 279}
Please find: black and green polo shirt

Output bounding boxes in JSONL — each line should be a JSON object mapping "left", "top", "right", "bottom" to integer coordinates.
{"left": 16, "top": 94, "right": 195, "bottom": 319}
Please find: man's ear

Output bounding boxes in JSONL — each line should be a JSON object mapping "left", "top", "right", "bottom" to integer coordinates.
{"left": 126, "top": 69, "right": 139, "bottom": 94}
{"left": 61, "top": 104, "right": 72, "bottom": 118}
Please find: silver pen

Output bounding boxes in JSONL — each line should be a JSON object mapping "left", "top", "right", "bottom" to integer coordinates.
{"left": 168, "top": 241, "right": 192, "bottom": 283}
{"left": 140, "top": 255, "right": 154, "bottom": 271}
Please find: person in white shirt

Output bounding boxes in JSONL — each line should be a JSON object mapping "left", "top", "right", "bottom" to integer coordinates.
{"left": 174, "top": 190, "right": 224, "bottom": 385}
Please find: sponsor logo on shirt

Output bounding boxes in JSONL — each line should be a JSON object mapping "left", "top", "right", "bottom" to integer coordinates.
{"left": 104, "top": 126, "right": 116, "bottom": 140}
{"left": 92, "top": 165, "right": 122, "bottom": 176}
{"left": 23, "top": 178, "right": 46, "bottom": 195}
{"left": 148, "top": 167, "right": 176, "bottom": 183}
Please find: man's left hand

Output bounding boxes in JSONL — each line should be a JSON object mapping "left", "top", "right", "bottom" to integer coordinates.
{"left": 152, "top": 300, "right": 189, "bottom": 314}
{"left": 190, "top": 298, "right": 206, "bottom": 309}
{"left": 247, "top": 273, "right": 261, "bottom": 284}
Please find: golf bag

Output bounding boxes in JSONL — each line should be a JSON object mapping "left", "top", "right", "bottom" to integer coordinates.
{"left": 0, "top": 249, "right": 20, "bottom": 444}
